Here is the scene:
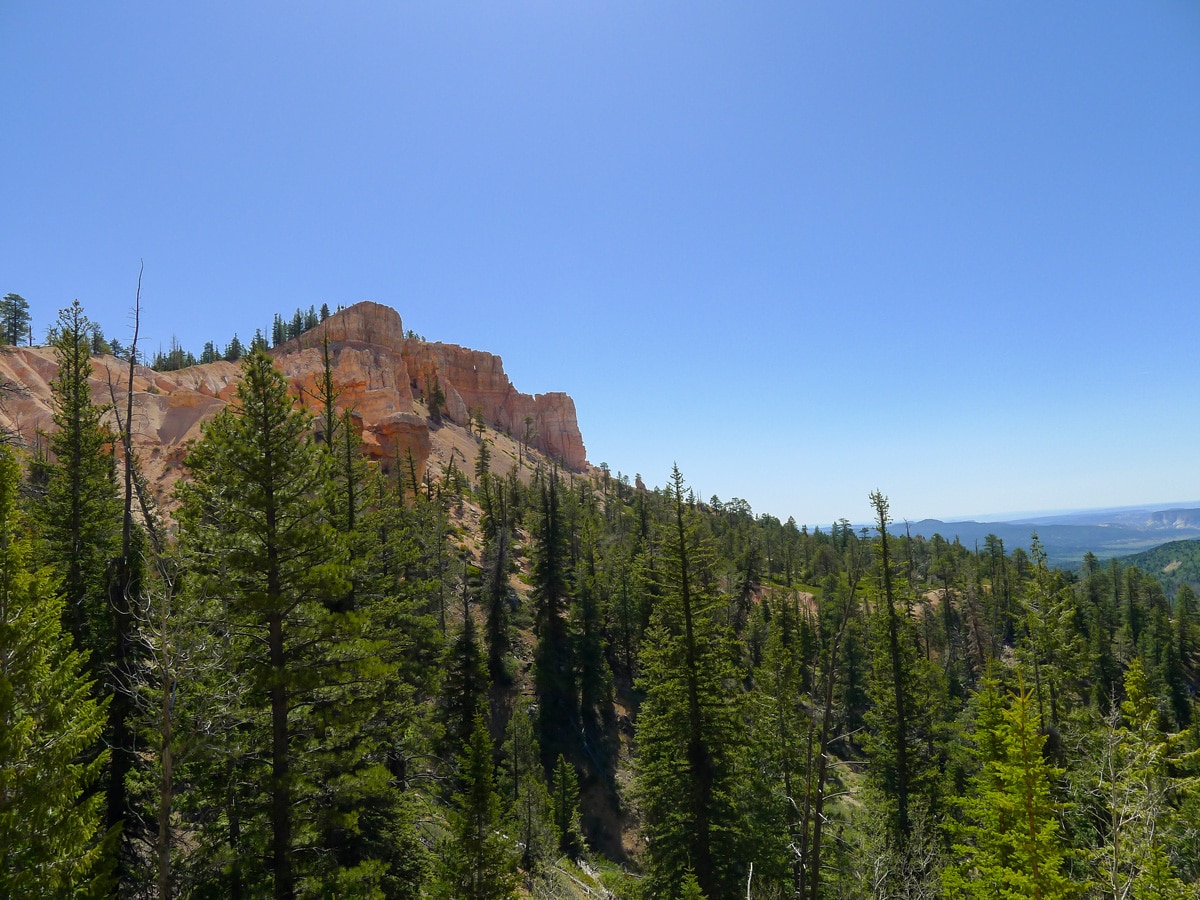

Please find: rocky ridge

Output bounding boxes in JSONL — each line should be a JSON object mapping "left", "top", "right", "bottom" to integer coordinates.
{"left": 0, "top": 300, "right": 586, "bottom": 501}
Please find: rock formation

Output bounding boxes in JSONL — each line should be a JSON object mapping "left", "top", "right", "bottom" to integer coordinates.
{"left": 401, "top": 337, "right": 586, "bottom": 471}
{"left": 0, "top": 301, "right": 587, "bottom": 503}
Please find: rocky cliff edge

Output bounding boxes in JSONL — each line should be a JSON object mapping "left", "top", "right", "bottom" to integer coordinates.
{"left": 0, "top": 300, "right": 587, "bottom": 502}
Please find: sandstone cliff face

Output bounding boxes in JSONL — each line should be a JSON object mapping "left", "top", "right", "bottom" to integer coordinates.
{"left": 286, "top": 301, "right": 585, "bottom": 469}
{"left": 401, "top": 338, "right": 586, "bottom": 470}
{"left": 0, "top": 301, "right": 586, "bottom": 503}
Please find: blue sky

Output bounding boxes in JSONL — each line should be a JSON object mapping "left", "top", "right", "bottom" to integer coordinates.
{"left": 2, "top": 2, "right": 1198, "bottom": 526}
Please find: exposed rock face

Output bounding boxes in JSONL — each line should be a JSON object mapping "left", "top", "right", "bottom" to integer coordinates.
{"left": 287, "top": 301, "right": 586, "bottom": 468}
{"left": 401, "top": 338, "right": 587, "bottom": 470}
{"left": 0, "top": 301, "right": 586, "bottom": 503}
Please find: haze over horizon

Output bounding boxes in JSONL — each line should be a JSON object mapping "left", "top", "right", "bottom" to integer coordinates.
{"left": 3, "top": 3, "right": 1197, "bottom": 526}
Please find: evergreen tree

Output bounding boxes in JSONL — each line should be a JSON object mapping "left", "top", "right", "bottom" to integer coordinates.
{"left": 437, "top": 715, "right": 518, "bottom": 900}
{"left": 475, "top": 438, "right": 492, "bottom": 499}
{"left": 1083, "top": 657, "right": 1195, "bottom": 899}
{"left": 943, "top": 676, "right": 1083, "bottom": 900}
{"left": 427, "top": 375, "right": 445, "bottom": 423}
{"left": 438, "top": 590, "right": 488, "bottom": 760}
{"left": 603, "top": 545, "right": 643, "bottom": 697}
{"left": 753, "top": 595, "right": 812, "bottom": 894}
{"left": 574, "top": 539, "right": 614, "bottom": 756}
{"left": 1017, "top": 536, "right": 1083, "bottom": 729}
{"left": 1176, "top": 582, "right": 1197, "bottom": 687}
{"left": 38, "top": 301, "right": 131, "bottom": 880}
{"left": 129, "top": 553, "right": 223, "bottom": 899}
{"left": 0, "top": 446, "right": 115, "bottom": 897}
{"left": 532, "top": 470, "right": 578, "bottom": 771}
{"left": 678, "top": 871, "right": 707, "bottom": 900}
{"left": 861, "top": 492, "right": 945, "bottom": 896}
{"left": 0, "top": 292, "right": 30, "bottom": 345}
{"left": 482, "top": 483, "right": 513, "bottom": 690}
{"left": 335, "top": 471, "right": 443, "bottom": 899}
{"left": 499, "top": 697, "right": 556, "bottom": 873}
{"left": 551, "top": 754, "right": 584, "bottom": 858}
{"left": 865, "top": 490, "right": 916, "bottom": 844}
{"left": 314, "top": 333, "right": 342, "bottom": 451}
{"left": 636, "top": 466, "right": 750, "bottom": 899}
{"left": 224, "top": 333, "right": 244, "bottom": 361}
{"left": 176, "top": 349, "right": 348, "bottom": 899}
{"left": 41, "top": 300, "right": 121, "bottom": 657}
{"left": 1079, "top": 552, "right": 1121, "bottom": 713}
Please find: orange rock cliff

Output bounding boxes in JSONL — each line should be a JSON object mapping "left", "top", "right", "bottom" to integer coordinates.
{"left": 0, "top": 301, "right": 587, "bottom": 500}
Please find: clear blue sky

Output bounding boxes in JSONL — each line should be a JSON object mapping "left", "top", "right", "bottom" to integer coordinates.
{"left": 2, "top": 2, "right": 1198, "bottom": 526}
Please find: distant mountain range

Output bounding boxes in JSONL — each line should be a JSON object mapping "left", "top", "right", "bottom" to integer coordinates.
{"left": 897, "top": 505, "right": 1200, "bottom": 570}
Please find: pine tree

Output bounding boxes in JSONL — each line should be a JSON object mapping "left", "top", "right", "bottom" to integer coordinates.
{"left": 326, "top": 469, "right": 441, "bottom": 900}
{"left": 482, "top": 483, "right": 513, "bottom": 690}
{"left": 224, "top": 333, "right": 244, "bottom": 361}
{"left": 0, "top": 293, "right": 31, "bottom": 345}
{"left": 437, "top": 715, "right": 518, "bottom": 900}
{"left": 129, "top": 553, "right": 223, "bottom": 900}
{"left": 427, "top": 374, "right": 445, "bottom": 423}
{"left": 0, "top": 446, "right": 114, "bottom": 897}
{"left": 1085, "top": 657, "right": 1195, "bottom": 899}
{"left": 439, "top": 590, "right": 488, "bottom": 760}
{"left": 551, "top": 754, "right": 584, "bottom": 858}
{"left": 678, "top": 871, "right": 708, "bottom": 900}
{"left": 532, "top": 470, "right": 578, "bottom": 771}
{"left": 575, "top": 533, "right": 615, "bottom": 777}
{"left": 858, "top": 492, "right": 947, "bottom": 898}
{"left": 864, "top": 490, "right": 917, "bottom": 843}
{"left": 943, "top": 676, "right": 1083, "bottom": 900}
{"left": 1017, "top": 536, "right": 1083, "bottom": 729}
{"left": 636, "top": 466, "right": 750, "bottom": 899}
{"left": 41, "top": 300, "right": 121, "bottom": 659}
{"left": 753, "top": 595, "right": 812, "bottom": 894}
{"left": 38, "top": 301, "right": 131, "bottom": 881}
{"left": 1176, "top": 583, "right": 1197, "bottom": 688}
{"left": 176, "top": 349, "right": 348, "bottom": 899}
{"left": 499, "top": 697, "right": 556, "bottom": 873}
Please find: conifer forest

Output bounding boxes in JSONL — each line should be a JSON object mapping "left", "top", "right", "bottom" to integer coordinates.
{"left": 4, "top": 301, "right": 1200, "bottom": 900}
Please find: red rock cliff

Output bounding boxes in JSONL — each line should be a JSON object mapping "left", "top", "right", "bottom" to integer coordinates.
{"left": 401, "top": 338, "right": 586, "bottom": 470}
{"left": 0, "top": 301, "right": 587, "bottom": 503}
{"left": 289, "top": 301, "right": 586, "bottom": 469}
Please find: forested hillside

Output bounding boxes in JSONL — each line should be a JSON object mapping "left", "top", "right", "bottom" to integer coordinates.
{"left": 4, "top": 302, "right": 1200, "bottom": 899}
{"left": 1116, "top": 540, "right": 1200, "bottom": 605}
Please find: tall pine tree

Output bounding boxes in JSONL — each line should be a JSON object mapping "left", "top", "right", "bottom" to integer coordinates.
{"left": 636, "top": 466, "right": 750, "bottom": 899}
{"left": 436, "top": 715, "right": 518, "bottom": 900}
{"left": 943, "top": 675, "right": 1083, "bottom": 900}
{"left": 532, "top": 470, "right": 578, "bottom": 771}
{"left": 0, "top": 446, "right": 115, "bottom": 896}
{"left": 177, "top": 349, "right": 348, "bottom": 899}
